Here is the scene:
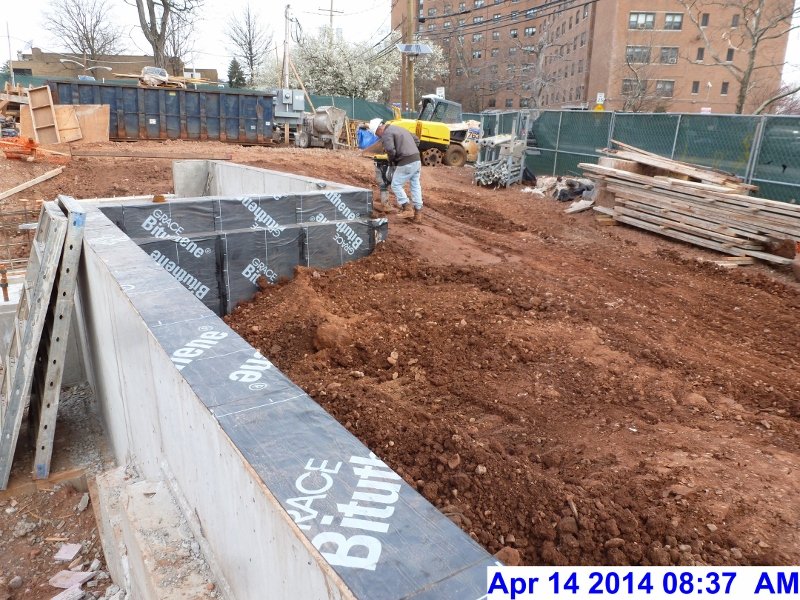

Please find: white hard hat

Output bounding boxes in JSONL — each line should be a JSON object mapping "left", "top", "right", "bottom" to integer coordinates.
{"left": 368, "top": 118, "right": 383, "bottom": 134}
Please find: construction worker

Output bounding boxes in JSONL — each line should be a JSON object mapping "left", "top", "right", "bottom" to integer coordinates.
{"left": 368, "top": 118, "right": 424, "bottom": 223}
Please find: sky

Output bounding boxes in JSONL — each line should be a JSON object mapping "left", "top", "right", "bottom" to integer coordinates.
{"left": 3, "top": 0, "right": 799, "bottom": 84}
{"left": 4, "top": 0, "right": 393, "bottom": 79}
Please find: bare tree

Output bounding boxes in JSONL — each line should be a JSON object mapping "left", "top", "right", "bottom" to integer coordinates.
{"left": 227, "top": 4, "right": 272, "bottom": 86}
{"left": 677, "top": 0, "right": 800, "bottom": 114}
{"left": 43, "top": 0, "right": 124, "bottom": 60}
{"left": 165, "top": 13, "right": 195, "bottom": 76}
{"left": 751, "top": 82, "right": 800, "bottom": 114}
{"left": 132, "top": 0, "right": 203, "bottom": 69}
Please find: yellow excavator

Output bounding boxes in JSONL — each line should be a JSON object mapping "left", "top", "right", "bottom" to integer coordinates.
{"left": 387, "top": 95, "right": 478, "bottom": 167}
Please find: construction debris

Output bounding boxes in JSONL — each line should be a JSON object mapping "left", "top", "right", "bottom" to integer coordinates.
{"left": 580, "top": 143, "right": 800, "bottom": 266}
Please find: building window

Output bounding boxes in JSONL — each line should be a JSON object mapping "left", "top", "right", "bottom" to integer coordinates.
{"left": 629, "top": 12, "right": 655, "bottom": 29}
{"left": 664, "top": 13, "right": 683, "bottom": 30}
{"left": 509, "top": 46, "right": 517, "bottom": 55}
{"left": 626, "top": 45, "right": 652, "bottom": 63}
{"left": 444, "top": 20, "right": 452, "bottom": 28}
{"left": 474, "top": 0, "right": 484, "bottom": 6}
{"left": 700, "top": 13, "right": 709, "bottom": 26}
{"left": 510, "top": 29, "right": 518, "bottom": 38}
{"left": 622, "top": 79, "right": 645, "bottom": 95}
{"left": 584, "top": 5, "right": 589, "bottom": 18}
{"left": 472, "top": 50, "right": 482, "bottom": 58}
{"left": 524, "top": 26, "right": 536, "bottom": 36}
{"left": 473, "top": 33, "right": 483, "bottom": 42}
{"left": 655, "top": 80, "right": 674, "bottom": 97}
{"left": 690, "top": 80, "right": 699, "bottom": 94}
{"left": 526, "top": 8, "right": 536, "bottom": 17}
{"left": 696, "top": 47, "right": 705, "bottom": 61}
{"left": 505, "top": 98, "right": 514, "bottom": 107}
{"left": 726, "top": 48, "right": 734, "bottom": 61}
{"left": 491, "top": 47, "right": 499, "bottom": 57}
{"left": 487, "top": 98, "right": 496, "bottom": 108}
{"left": 569, "top": 16, "right": 573, "bottom": 29}
{"left": 459, "top": 1, "right": 466, "bottom": 10}
{"left": 473, "top": 16, "right": 483, "bottom": 23}
{"left": 520, "top": 98, "right": 529, "bottom": 108}
{"left": 731, "top": 14, "right": 740, "bottom": 27}
{"left": 580, "top": 32, "right": 586, "bottom": 46}
{"left": 571, "top": 63, "right": 575, "bottom": 75}
{"left": 458, "top": 18, "right": 466, "bottom": 25}
{"left": 493, "top": 13, "right": 500, "bottom": 20}
{"left": 428, "top": 7, "right": 437, "bottom": 16}
{"left": 428, "top": 23, "right": 437, "bottom": 31}
{"left": 578, "top": 59, "right": 583, "bottom": 73}
{"left": 456, "top": 67, "right": 464, "bottom": 76}
{"left": 721, "top": 81, "right": 729, "bottom": 95}
{"left": 458, "top": 35, "right": 464, "bottom": 43}
{"left": 444, "top": 3, "right": 452, "bottom": 15}
{"left": 492, "top": 31, "right": 500, "bottom": 40}
{"left": 489, "top": 64, "right": 498, "bottom": 73}
{"left": 511, "top": 11, "right": 518, "bottom": 20}
{"left": 660, "top": 47, "right": 679, "bottom": 64}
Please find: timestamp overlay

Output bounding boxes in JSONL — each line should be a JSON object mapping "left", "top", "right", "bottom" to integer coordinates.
{"left": 486, "top": 567, "right": 800, "bottom": 599}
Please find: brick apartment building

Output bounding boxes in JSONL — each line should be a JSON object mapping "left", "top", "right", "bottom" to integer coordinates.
{"left": 392, "top": 0, "right": 791, "bottom": 113}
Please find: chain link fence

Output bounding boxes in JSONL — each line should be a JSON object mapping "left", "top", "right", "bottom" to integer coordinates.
{"left": 511, "top": 110, "right": 799, "bottom": 204}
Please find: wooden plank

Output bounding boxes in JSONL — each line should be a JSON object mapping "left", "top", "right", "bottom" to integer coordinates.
{"left": 54, "top": 106, "right": 82, "bottom": 143}
{"left": 0, "top": 203, "right": 68, "bottom": 490}
{"left": 0, "top": 92, "right": 29, "bottom": 104}
{"left": 609, "top": 140, "right": 743, "bottom": 183}
{"left": 31, "top": 196, "right": 86, "bottom": 480}
{"left": 613, "top": 204, "right": 762, "bottom": 248}
{"left": 581, "top": 163, "right": 800, "bottom": 226}
{"left": 0, "top": 167, "right": 65, "bottom": 201}
{"left": 608, "top": 186, "right": 773, "bottom": 242}
{"left": 605, "top": 182, "right": 800, "bottom": 239}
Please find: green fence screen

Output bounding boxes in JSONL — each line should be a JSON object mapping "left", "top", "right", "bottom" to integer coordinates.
{"left": 521, "top": 110, "right": 799, "bottom": 204}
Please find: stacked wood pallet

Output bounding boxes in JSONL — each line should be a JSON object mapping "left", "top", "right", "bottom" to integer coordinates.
{"left": 580, "top": 141, "right": 799, "bottom": 266}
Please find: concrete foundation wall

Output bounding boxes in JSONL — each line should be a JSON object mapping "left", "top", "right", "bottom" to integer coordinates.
{"left": 173, "top": 160, "right": 364, "bottom": 197}
{"left": 77, "top": 210, "right": 351, "bottom": 600}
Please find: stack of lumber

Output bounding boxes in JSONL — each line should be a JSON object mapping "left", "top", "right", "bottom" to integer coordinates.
{"left": 580, "top": 141, "right": 799, "bottom": 266}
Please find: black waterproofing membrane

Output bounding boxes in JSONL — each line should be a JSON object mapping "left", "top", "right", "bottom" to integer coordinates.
{"left": 100, "top": 191, "right": 388, "bottom": 315}
{"left": 83, "top": 190, "right": 498, "bottom": 598}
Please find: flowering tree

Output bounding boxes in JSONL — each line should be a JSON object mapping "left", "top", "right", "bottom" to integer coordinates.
{"left": 258, "top": 29, "right": 447, "bottom": 103}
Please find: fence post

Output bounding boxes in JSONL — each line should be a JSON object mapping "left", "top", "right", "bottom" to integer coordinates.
{"left": 607, "top": 111, "right": 616, "bottom": 149}
{"left": 553, "top": 111, "right": 563, "bottom": 176}
{"left": 745, "top": 115, "right": 767, "bottom": 185}
{"left": 670, "top": 114, "right": 682, "bottom": 159}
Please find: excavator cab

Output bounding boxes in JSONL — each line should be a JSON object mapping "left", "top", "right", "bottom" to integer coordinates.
{"left": 417, "top": 96, "right": 463, "bottom": 124}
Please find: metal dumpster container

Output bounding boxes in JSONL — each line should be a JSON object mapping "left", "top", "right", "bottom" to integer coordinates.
{"left": 48, "top": 80, "right": 275, "bottom": 145}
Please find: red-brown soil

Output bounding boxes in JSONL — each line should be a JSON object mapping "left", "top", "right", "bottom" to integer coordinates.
{"left": 4, "top": 141, "right": 800, "bottom": 569}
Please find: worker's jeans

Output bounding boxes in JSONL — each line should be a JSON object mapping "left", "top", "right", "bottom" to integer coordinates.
{"left": 391, "top": 161, "right": 423, "bottom": 210}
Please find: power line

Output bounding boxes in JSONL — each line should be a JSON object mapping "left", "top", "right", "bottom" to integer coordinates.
{"left": 421, "top": 0, "right": 596, "bottom": 40}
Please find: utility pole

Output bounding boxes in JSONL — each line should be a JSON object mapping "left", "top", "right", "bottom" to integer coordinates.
{"left": 282, "top": 4, "right": 290, "bottom": 89}
{"left": 405, "top": 0, "right": 415, "bottom": 111}
{"left": 6, "top": 22, "right": 14, "bottom": 88}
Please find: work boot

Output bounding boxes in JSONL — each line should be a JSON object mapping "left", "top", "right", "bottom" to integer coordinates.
{"left": 413, "top": 208, "right": 422, "bottom": 224}
{"left": 398, "top": 201, "right": 410, "bottom": 213}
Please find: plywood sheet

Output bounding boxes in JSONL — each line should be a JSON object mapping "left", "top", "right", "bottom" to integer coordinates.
{"left": 19, "top": 105, "right": 34, "bottom": 139}
{"left": 54, "top": 105, "right": 82, "bottom": 143}
{"left": 72, "top": 105, "right": 110, "bottom": 143}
